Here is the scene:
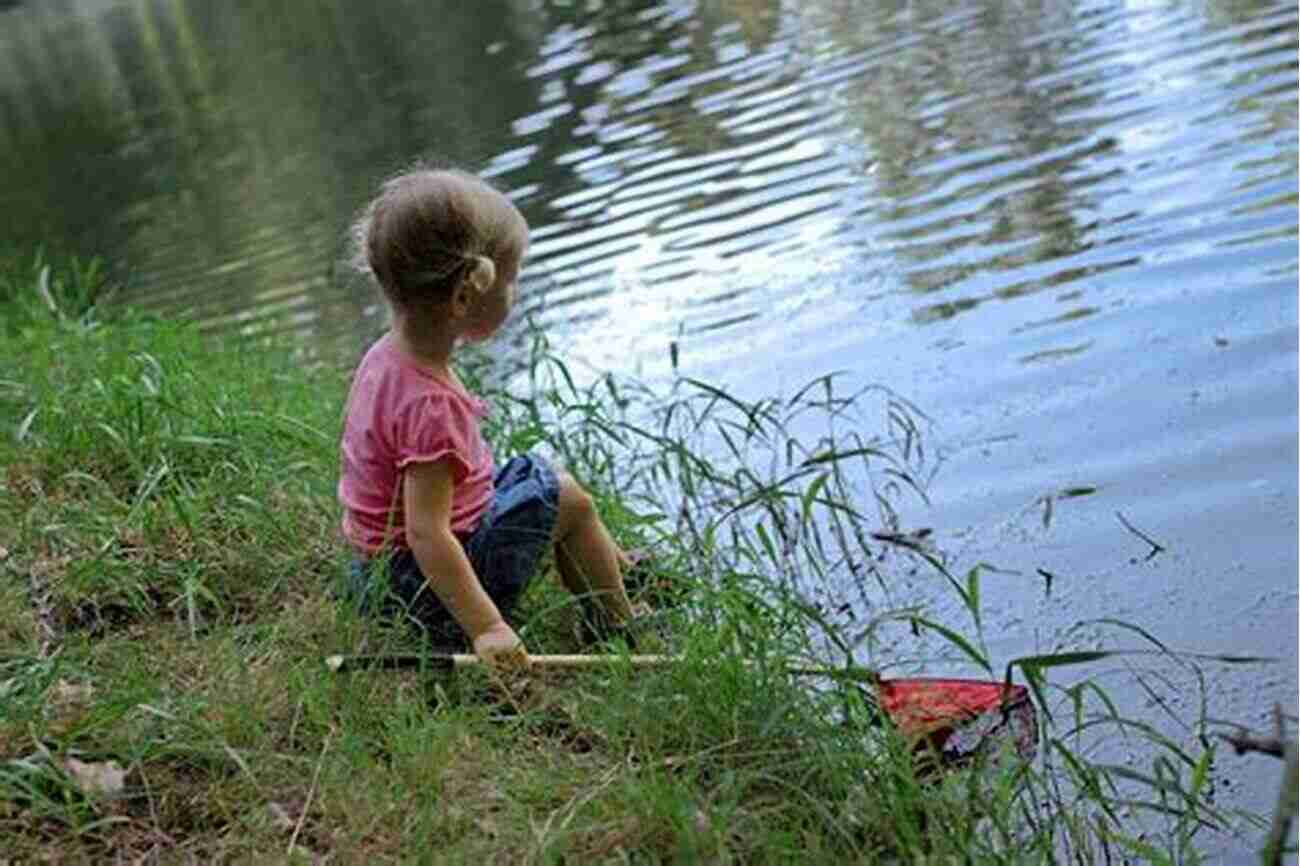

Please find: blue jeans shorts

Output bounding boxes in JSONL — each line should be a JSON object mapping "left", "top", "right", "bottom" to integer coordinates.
{"left": 346, "top": 453, "right": 560, "bottom": 647}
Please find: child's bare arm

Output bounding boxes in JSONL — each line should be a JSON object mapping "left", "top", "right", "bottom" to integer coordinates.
{"left": 403, "top": 460, "right": 525, "bottom": 662}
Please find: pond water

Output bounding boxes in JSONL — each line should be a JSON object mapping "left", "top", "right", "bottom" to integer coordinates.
{"left": 3, "top": 0, "right": 1296, "bottom": 850}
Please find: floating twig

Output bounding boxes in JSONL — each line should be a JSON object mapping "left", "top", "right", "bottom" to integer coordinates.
{"left": 870, "top": 528, "right": 933, "bottom": 555}
{"left": 1036, "top": 568, "right": 1055, "bottom": 600}
{"left": 1115, "top": 511, "right": 1165, "bottom": 561}
{"left": 1219, "top": 703, "right": 1293, "bottom": 759}
{"left": 1220, "top": 731, "right": 1287, "bottom": 758}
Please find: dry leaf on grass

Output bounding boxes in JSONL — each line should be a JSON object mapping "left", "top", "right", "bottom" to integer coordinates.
{"left": 267, "top": 801, "right": 296, "bottom": 832}
{"left": 61, "top": 757, "right": 126, "bottom": 797}
{"left": 51, "top": 679, "right": 94, "bottom": 703}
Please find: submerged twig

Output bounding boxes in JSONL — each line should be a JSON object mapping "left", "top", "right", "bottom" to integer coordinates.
{"left": 1265, "top": 740, "right": 1298, "bottom": 866}
{"left": 1218, "top": 704, "right": 1298, "bottom": 866}
{"left": 1114, "top": 511, "right": 1165, "bottom": 561}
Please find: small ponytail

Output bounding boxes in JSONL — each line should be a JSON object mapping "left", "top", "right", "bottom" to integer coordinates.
{"left": 466, "top": 254, "right": 496, "bottom": 294}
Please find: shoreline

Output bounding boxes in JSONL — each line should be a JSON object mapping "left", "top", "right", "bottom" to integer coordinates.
{"left": 0, "top": 254, "right": 1290, "bottom": 862}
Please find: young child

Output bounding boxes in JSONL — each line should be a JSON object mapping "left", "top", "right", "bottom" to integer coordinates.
{"left": 337, "top": 167, "right": 642, "bottom": 668}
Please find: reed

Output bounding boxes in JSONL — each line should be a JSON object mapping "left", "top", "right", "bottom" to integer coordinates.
{"left": 0, "top": 253, "right": 1279, "bottom": 863}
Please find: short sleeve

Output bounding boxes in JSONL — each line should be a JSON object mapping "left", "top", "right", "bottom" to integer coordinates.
{"left": 391, "top": 393, "right": 474, "bottom": 484}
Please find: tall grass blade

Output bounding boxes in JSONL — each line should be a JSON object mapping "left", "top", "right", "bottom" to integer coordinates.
{"left": 910, "top": 616, "right": 993, "bottom": 677}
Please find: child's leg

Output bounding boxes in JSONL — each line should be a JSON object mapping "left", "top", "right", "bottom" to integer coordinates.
{"left": 551, "top": 470, "right": 637, "bottom": 621}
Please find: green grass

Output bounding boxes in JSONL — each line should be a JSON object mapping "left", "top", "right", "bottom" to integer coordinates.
{"left": 0, "top": 252, "right": 1278, "bottom": 863}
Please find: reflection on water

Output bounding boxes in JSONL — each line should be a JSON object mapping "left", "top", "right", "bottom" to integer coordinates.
{"left": 2, "top": 0, "right": 1297, "bottom": 845}
{"left": 2, "top": 1, "right": 1293, "bottom": 369}
{"left": 1, "top": 0, "right": 541, "bottom": 344}
{"left": 4, "top": 0, "right": 1291, "bottom": 374}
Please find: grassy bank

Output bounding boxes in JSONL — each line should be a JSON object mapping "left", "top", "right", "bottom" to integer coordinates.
{"left": 0, "top": 253, "right": 1270, "bottom": 863}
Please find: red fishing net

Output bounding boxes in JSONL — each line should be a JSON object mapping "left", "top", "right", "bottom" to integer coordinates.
{"left": 877, "top": 677, "right": 1038, "bottom": 768}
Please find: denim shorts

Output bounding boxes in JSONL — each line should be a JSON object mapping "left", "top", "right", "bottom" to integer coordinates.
{"left": 346, "top": 453, "right": 560, "bottom": 647}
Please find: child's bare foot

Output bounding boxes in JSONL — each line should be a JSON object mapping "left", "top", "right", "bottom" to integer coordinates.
{"left": 577, "top": 597, "right": 666, "bottom": 650}
{"left": 619, "top": 548, "right": 690, "bottom": 610}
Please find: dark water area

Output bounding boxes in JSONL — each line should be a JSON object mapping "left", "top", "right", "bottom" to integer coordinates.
{"left": 3, "top": 0, "right": 1297, "bottom": 851}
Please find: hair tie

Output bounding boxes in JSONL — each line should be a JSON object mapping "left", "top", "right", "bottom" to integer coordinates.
{"left": 467, "top": 255, "right": 496, "bottom": 293}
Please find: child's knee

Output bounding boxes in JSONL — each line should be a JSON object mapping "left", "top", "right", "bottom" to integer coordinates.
{"left": 555, "top": 470, "right": 596, "bottom": 532}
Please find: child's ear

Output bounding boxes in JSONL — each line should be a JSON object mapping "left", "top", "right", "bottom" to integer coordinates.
{"left": 449, "top": 282, "right": 473, "bottom": 319}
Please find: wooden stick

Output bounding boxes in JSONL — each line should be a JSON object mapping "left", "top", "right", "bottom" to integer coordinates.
{"left": 323, "top": 652, "right": 876, "bottom": 681}
{"left": 324, "top": 652, "right": 681, "bottom": 674}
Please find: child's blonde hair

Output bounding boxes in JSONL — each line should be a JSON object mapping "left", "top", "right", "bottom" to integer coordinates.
{"left": 353, "top": 167, "right": 527, "bottom": 309}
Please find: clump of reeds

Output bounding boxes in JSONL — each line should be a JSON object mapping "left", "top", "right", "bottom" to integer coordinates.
{"left": 0, "top": 252, "right": 1278, "bottom": 863}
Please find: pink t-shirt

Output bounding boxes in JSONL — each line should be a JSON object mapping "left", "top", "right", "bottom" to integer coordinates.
{"left": 338, "top": 333, "right": 494, "bottom": 554}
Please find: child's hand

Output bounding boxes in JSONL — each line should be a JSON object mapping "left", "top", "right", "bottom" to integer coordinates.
{"left": 472, "top": 622, "right": 529, "bottom": 671}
